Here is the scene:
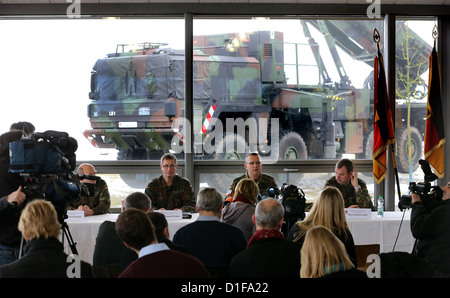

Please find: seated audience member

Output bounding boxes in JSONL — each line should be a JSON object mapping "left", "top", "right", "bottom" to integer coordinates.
{"left": 287, "top": 186, "right": 357, "bottom": 266}
{"left": 68, "top": 163, "right": 111, "bottom": 216}
{"left": 221, "top": 178, "right": 258, "bottom": 242}
{"left": 121, "top": 211, "right": 191, "bottom": 269}
{"left": 0, "top": 199, "right": 93, "bottom": 278}
{"left": 145, "top": 153, "right": 196, "bottom": 212}
{"left": 93, "top": 192, "right": 151, "bottom": 277}
{"left": 173, "top": 187, "right": 247, "bottom": 277}
{"left": 225, "top": 152, "right": 277, "bottom": 203}
{"left": 378, "top": 251, "right": 433, "bottom": 278}
{"left": 116, "top": 208, "right": 210, "bottom": 278}
{"left": 148, "top": 211, "right": 190, "bottom": 253}
{"left": 229, "top": 198, "right": 303, "bottom": 278}
{"left": 324, "top": 158, "right": 373, "bottom": 209}
{"left": 300, "top": 225, "right": 367, "bottom": 278}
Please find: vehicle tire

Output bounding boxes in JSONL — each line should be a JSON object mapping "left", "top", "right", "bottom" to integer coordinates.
{"left": 396, "top": 127, "right": 422, "bottom": 173}
{"left": 279, "top": 132, "right": 308, "bottom": 160}
{"left": 214, "top": 133, "right": 249, "bottom": 161}
{"left": 271, "top": 132, "right": 307, "bottom": 187}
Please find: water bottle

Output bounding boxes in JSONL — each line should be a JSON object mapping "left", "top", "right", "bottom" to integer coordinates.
{"left": 377, "top": 195, "right": 384, "bottom": 218}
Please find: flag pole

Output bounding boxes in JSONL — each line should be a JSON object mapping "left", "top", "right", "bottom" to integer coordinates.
{"left": 373, "top": 29, "right": 403, "bottom": 207}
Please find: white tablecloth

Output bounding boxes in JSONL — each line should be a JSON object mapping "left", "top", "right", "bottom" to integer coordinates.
{"left": 347, "top": 211, "right": 414, "bottom": 253}
{"left": 62, "top": 211, "right": 414, "bottom": 264}
{"left": 62, "top": 213, "right": 199, "bottom": 264}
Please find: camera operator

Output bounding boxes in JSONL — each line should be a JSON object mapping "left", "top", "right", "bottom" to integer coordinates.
{"left": 0, "top": 187, "right": 26, "bottom": 265}
{"left": 410, "top": 180, "right": 450, "bottom": 277}
{"left": 67, "top": 163, "right": 110, "bottom": 216}
{"left": 0, "top": 122, "right": 34, "bottom": 266}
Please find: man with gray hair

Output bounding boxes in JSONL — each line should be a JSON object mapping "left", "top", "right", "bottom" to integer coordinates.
{"left": 229, "top": 198, "right": 303, "bottom": 278}
{"left": 92, "top": 192, "right": 151, "bottom": 277}
{"left": 173, "top": 187, "right": 247, "bottom": 277}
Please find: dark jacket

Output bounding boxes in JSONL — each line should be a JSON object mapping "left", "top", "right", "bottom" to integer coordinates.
{"left": 229, "top": 238, "right": 303, "bottom": 278}
{"left": 173, "top": 216, "right": 247, "bottom": 277}
{"left": 0, "top": 237, "right": 93, "bottom": 278}
{"left": 411, "top": 199, "right": 450, "bottom": 276}
{"left": 321, "top": 267, "right": 368, "bottom": 278}
{"left": 0, "top": 131, "right": 24, "bottom": 247}
{"left": 93, "top": 220, "right": 128, "bottom": 268}
{"left": 287, "top": 223, "right": 357, "bottom": 267}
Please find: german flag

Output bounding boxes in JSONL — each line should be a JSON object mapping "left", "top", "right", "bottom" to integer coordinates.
{"left": 424, "top": 45, "right": 446, "bottom": 178}
{"left": 373, "top": 51, "right": 395, "bottom": 184}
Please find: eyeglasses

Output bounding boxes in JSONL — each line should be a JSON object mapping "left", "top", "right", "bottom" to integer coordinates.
{"left": 162, "top": 164, "right": 177, "bottom": 169}
{"left": 246, "top": 162, "right": 261, "bottom": 165}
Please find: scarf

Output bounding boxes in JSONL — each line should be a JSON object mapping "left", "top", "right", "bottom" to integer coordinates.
{"left": 232, "top": 196, "right": 254, "bottom": 205}
{"left": 247, "top": 228, "right": 285, "bottom": 248}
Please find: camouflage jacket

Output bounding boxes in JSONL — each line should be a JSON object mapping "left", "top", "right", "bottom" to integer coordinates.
{"left": 67, "top": 179, "right": 111, "bottom": 215}
{"left": 324, "top": 176, "right": 373, "bottom": 209}
{"left": 145, "top": 175, "right": 196, "bottom": 212}
{"left": 226, "top": 172, "right": 278, "bottom": 201}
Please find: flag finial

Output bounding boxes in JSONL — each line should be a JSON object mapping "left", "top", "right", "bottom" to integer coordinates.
{"left": 373, "top": 28, "right": 381, "bottom": 53}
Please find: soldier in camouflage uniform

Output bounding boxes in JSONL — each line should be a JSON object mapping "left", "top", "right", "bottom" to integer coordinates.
{"left": 324, "top": 158, "right": 373, "bottom": 209}
{"left": 225, "top": 153, "right": 278, "bottom": 203}
{"left": 67, "top": 163, "right": 111, "bottom": 216}
{"left": 145, "top": 153, "right": 196, "bottom": 212}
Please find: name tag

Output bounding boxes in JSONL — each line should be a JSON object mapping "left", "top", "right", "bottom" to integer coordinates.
{"left": 65, "top": 210, "right": 85, "bottom": 221}
{"left": 153, "top": 209, "right": 182, "bottom": 221}
{"left": 344, "top": 208, "right": 372, "bottom": 220}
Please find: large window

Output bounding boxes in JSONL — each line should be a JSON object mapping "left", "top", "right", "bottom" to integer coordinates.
{"left": 0, "top": 18, "right": 185, "bottom": 162}
{"left": 394, "top": 19, "right": 436, "bottom": 202}
{"left": 0, "top": 15, "right": 439, "bottom": 208}
{"left": 193, "top": 18, "right": 382, "bottom": 201}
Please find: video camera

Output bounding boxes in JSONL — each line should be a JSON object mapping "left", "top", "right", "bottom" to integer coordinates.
{"left": 267, "top": 183, "right": 306, "bottom": 234}
{"left": 398, "top": 159, "right": 443, "bottom": 211}
{"left": 8, "top": 130, "right": 87, "bottom": 222}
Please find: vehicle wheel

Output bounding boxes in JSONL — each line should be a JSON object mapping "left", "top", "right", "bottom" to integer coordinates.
{"left": 214, "top": 133, "right": 249, "bottom": 161}
{"left": 279, "top": 132, "right": 308, "bottom": 160}
{"left": 271, "top": 132, "right": 307, "bottom": 187}
{"left": 396, "top": 127, "right": 422, "bottom": 173}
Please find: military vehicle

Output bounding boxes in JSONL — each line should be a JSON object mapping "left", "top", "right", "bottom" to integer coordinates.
{"left": 84, "top": 20, "right": 431, "bottom": 179}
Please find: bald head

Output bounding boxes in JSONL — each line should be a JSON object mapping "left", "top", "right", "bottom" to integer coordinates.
{"left": 254, "top": 198, "right": 284, "bottom": 230}
{"left": 77, "top": 163, "right": 96, "bottom": 176}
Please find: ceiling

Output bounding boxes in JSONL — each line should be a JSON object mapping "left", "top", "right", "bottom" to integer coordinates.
{"left": 0, "top": 0, "right": 449, "bottom": 4}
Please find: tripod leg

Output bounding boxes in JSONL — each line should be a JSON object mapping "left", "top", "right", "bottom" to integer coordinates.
{"left": 61, "top": 222, "right": 78, "bottom": 256}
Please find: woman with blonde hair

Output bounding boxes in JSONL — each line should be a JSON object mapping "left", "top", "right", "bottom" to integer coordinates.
{"left": 287, "top": 186, "right": 357, "bottom": 265}
{"left": 0, "top": 199, "right": 93, "bottom": 278}
{"left": 221, "top": 178, "right": 258, "bottom": 242}
{"left": 300, "top": 225, "right": 367, "bottom": 278}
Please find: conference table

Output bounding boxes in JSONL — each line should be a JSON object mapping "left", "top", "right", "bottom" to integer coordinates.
{"left": 62, "top": 210, "right": 415, "bottom": 264}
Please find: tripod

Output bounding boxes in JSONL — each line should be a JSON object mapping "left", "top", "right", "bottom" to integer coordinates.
{"left": 18, "top": 220, "right": 78, "bottom": 258}
{"left": 61, "top": 221, "right": 78, "bottom": 255}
